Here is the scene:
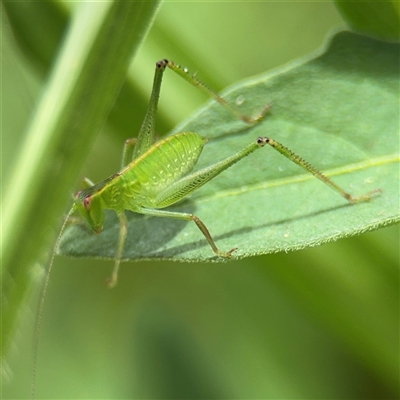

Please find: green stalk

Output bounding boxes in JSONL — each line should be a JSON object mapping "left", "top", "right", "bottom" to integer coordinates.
{"left": 2, "top": 0, "right": 161, "bottom": 359}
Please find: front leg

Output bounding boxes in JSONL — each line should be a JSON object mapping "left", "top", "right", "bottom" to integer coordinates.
{"left": 121, "top": 138, "right": 137, "bottom": 169}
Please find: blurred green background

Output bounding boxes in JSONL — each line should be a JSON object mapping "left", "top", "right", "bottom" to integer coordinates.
{"left": 2, "top": 1, "right": 399, "bottom": 398}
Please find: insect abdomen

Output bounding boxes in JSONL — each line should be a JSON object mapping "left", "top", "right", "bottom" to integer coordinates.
{"left": 131, "top": 132, "right": 206, "bottom": 193}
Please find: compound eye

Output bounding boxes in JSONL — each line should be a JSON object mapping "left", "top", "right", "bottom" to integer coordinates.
{"left": 83, "top": 195, "right": 92, "bottom": 210}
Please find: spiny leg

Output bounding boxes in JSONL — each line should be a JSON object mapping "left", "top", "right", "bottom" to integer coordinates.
{"left": 131, "top": 61, "right": 168, "bottom": 160}
{"left": 148, "top": 136, "right": 378, "bottom": 257}
{"left": 107, "top": 211, "right": 128, "bottom": 288}
{"left": 264, "top": 138, "right": 381, "bottom": 203}
{"left": 129, "top": 59, "right": 269, "bottom": 166}
{"left": 191, "top": 214, "right": 237, "bottom": 257}
{"left": 136, "top": 207, "right": 236, "bottom": 258}
{"left": 166, "top": 60, "right": 271, "bottom": 124}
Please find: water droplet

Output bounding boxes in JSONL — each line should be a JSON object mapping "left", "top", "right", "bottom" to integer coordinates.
{"left": 278, "top": 165, "right": 285, "bottom": 172}
{"left": 236, "top": 95, "right": 245, "bottom": 106}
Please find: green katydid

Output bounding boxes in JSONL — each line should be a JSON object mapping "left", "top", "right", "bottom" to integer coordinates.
{"left": 60, "top": 59, "right": 379, "bottom": 288}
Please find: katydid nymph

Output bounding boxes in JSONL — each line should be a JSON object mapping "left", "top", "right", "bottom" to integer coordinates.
{"left": 57, "top": 59, "right": 379, "bottom": 288}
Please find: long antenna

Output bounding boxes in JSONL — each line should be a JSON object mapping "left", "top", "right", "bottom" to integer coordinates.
{"left": 31, "top": 206, "right": 74, "bottom": 400}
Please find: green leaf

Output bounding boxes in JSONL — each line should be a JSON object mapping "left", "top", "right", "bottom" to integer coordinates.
{"left": 59, "top": 31, "right": 399, "bottom": 262}
{"left": 334, "top": 0, "right": 400, "bottom": 41}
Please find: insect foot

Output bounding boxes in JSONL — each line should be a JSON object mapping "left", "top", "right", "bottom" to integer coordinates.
{"left": 345, "top": 188, "right": 382, "bottom": 204}
{"left": 106, "top": 275, "right": 118, "bottom": 289}
{"left": 218, "top": 248, "right": 238, "bottom": 258}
